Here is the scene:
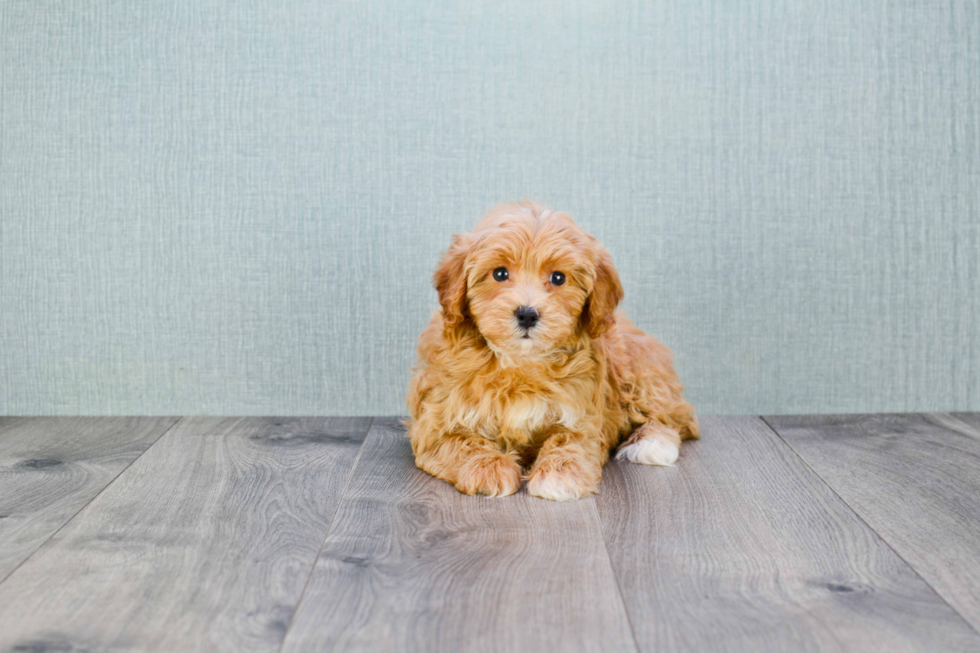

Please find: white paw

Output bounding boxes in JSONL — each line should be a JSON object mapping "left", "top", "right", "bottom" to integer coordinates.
{"left": 526, "top": 471, "right": 590, "bottom": 501}
{"left": 617, "top": 438, "right": 679, "bottom": 466}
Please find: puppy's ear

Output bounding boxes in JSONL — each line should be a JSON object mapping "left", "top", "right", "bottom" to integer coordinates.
{"left": 433, "top": 234, "right": 471, "bottom": 328}
{"left": 583, "top": 244, "right": 624, "bottom": 338}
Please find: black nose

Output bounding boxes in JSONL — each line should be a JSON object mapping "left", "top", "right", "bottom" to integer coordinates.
{"left": 514, "top": 306, "right": 540, "bottom": 329}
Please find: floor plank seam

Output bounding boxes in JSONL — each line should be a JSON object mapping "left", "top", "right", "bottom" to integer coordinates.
{"left": 590, "top": 497, "right": 642, "bottom": 653}
{"left": 758, "top": 415, "right": 980, "bottom": 641}
{"left": 0, "top": 416, "right": 185, "bottom": 588}
{"left": 275, "top": 416, "right": 375, "bottom": 653}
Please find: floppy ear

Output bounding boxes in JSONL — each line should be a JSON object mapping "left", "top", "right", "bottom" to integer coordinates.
{"left": 582, "top": 244, "right": 624, "bottom": 338}
{"left": 432, "top": 234, "right": 471, "bottom": 328}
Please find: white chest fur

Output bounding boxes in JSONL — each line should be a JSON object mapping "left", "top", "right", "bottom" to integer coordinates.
{"left": 501, "top": 395, "right": 583, "bottom": 436}
{"left": 446, "top": 392, "right": 583, "bottom": 440}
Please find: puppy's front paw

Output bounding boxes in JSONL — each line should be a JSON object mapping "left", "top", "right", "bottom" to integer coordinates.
{"left": 617, "top": 423, "right": 681, "bottom": 466}
{"left": 455, "top": 453, "right": 522, "bottom": 497}
{"left": 526, "top": 460, "right": 600, "bottom": 502}
{"left": 617, "top": 438, "right": 679, "bottom": 466}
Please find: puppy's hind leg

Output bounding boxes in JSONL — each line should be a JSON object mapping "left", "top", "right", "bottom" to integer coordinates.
{"left": 616, "top": 422, "right": 682, "bottom": 467}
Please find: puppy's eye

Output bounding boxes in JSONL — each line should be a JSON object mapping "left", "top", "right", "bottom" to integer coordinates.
{"left": 493, "top": 267, "right": 509, "bottom": 282}
{"left": 550, "top": 271, "right": 566, "bottom": 286}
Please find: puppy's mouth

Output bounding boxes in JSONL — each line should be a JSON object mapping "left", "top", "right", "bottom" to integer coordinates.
{"left": 518, "top": 326, "right": 537, "bottom": 340}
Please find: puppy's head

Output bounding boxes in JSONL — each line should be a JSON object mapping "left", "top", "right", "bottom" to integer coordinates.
{"left": 433, "top": 202, "right": 623, "bottom": 356}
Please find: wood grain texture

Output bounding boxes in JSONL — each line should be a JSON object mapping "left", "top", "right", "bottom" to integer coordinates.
{"left": 0, "top": 416, "right": 179, "bottom": 582}
{"left": 596, "top": 416, "right": 980, "bottom": 653}
{"left": 0, "top": 417, "right": 371, "bottom": 653}
{"left": 279, "top": 418, "right": 637, "bottom": 653}
{"left": 766, "top": 412, "right": 980, "bottom": 634}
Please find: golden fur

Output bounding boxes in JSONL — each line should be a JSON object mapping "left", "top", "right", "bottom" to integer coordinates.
{"left": 406, "top": 201, "right": 698, "bottom": 501}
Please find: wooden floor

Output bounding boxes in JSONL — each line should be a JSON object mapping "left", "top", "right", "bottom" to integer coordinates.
{"left": 1, "top": 415, "right": 979, "bottom": 652}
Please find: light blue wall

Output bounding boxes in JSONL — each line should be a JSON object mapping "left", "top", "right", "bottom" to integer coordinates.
{"left": 1, "top": 1, "right": 978, "bottom": 416}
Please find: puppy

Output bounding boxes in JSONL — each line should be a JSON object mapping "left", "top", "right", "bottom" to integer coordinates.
{"left": 406, "top": 202, "right": 698, "bottom": 501}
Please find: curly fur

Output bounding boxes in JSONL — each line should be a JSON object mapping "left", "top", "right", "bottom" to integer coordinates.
{"left": 406, "top": 201, "right": 698, "bottom": 501}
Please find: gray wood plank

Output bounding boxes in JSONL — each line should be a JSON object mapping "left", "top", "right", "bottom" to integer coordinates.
{"left": 279, "top": 418, "right": 637, "bottom": 653}
{"left": 0, "top": 416, "right": 371, "bottom": 653}
{"left": 766, "top": 412, "right": 980, "bottom": 635}
{"left": 597, "top": 416, "right": 980, "bottom": 653}
{"left": 0, "top": 416, "right": 179, "bottom": 582}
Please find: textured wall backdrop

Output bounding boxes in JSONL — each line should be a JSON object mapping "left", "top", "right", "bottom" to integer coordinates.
{"left": 1, "top": 1, "right": 978, "bottom": 416}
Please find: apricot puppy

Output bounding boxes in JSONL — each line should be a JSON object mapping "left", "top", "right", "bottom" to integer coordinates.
{"left": 406, "top": 202, "right": 698, "bottom": 501}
